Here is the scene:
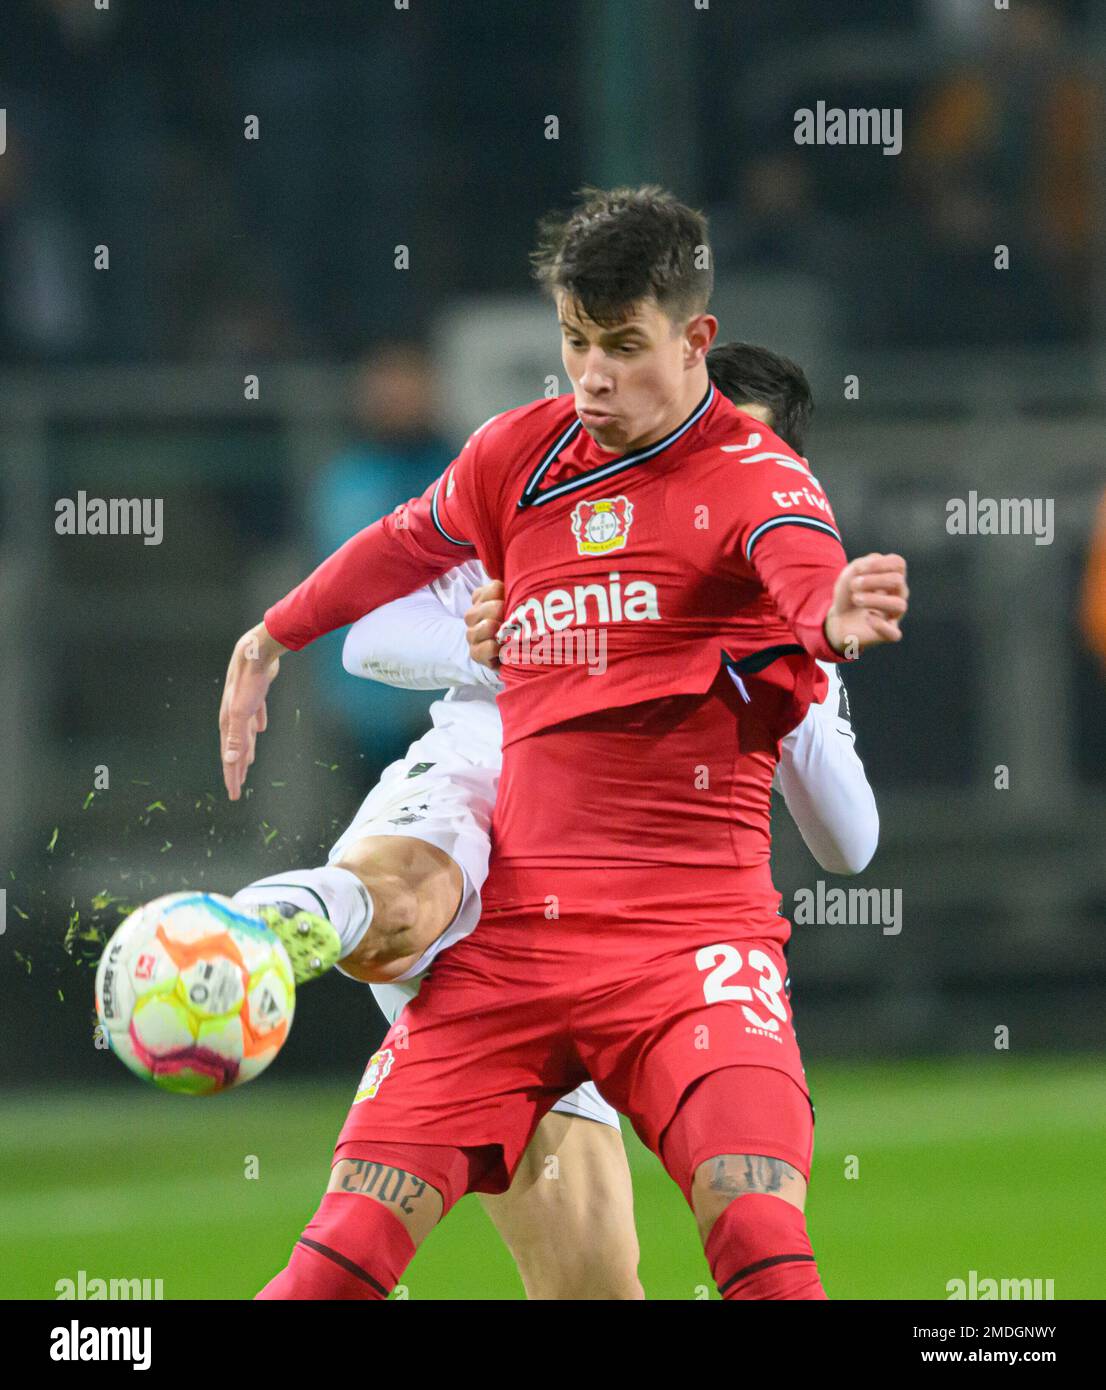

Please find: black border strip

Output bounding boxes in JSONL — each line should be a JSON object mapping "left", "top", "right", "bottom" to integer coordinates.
{"left": 430, "top": 474, "right": 472, "bottom": 546}
{"left": 297, "top": 1237, "right": 390, "bottom": 1297}
{"left": 745, "top": 514, "right": 841, "bottom": 560}
{"left": 718, "top": 1252, "right": 817, "bottom": 1295}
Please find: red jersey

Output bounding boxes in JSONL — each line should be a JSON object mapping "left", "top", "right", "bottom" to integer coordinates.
{"left": 266, "top": 385, "right": 847, "bottom": 879}
{"left": 268, "top": 387, "right": 844, "bottom": 732}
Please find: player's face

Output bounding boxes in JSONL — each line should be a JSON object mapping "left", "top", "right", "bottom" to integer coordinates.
{"left": 557, "top": 293, "right": 716, "bottom": 453}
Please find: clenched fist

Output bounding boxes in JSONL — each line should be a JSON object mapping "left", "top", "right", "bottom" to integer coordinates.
{"left": 464, "top": 579, "right": 507, "bottom": 669}
{"left": 824, "top": 553, "right": 909, "bottom": 657}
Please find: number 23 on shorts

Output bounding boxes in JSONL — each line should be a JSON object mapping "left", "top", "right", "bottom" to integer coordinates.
{"left": 695, "top": 943, "right": 789, "bottom": 1034}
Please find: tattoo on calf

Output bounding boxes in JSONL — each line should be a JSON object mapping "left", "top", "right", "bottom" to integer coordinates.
{"left": 708, "top": 1154, "right": 795, "bottom": 1196}
{"left": 336, "top": 1160, "right": 428, "bottom": 1215}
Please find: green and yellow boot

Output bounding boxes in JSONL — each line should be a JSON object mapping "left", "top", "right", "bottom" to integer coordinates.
{"left": 253, "top": 902, "right": 342, "bottom": 985}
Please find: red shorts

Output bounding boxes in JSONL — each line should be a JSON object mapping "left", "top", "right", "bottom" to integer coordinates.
{"left": 336, "top": 865, "right": 812, "bottom": 1200}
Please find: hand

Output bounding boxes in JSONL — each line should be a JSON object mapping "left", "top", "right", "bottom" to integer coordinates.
{"left": 824, "top": 553, "right": 908, "bottom": 657}
{"left": 464, "top": 579, "right": 506, "bottom": 669}
{"left": 219, "top": 623, "right": 287, "bottom": 800}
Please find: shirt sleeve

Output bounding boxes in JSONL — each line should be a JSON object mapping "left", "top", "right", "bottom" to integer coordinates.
{"left": 341, "top": 585, "right": 502, "bottom": 692}
{"left": 774, "top": 660, "right": 879, "bottom": 874}
{"left": 752, "top": 528, "right": 846, "bottom": 662}
{"left": 264, "top": 430, "right": 489, "bottom": 652}
{"left": 726, "top": 441, "right": 848, "bottom": 662}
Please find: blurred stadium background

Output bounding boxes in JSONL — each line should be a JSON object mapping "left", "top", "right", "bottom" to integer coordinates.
{"left": 1, "top": 0, "right": 1104, "bottom": 1300}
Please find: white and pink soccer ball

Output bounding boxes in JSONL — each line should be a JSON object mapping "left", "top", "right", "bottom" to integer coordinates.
{"left": 94, "top": 892, "right": 295, "bottom": 1095}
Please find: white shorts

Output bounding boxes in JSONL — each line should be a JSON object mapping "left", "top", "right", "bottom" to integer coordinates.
{"left": 330, "top": 687, "right": 619, "bottom": 1132}
{"left": 328, "top": 689, "right": 501, "bottom": 978}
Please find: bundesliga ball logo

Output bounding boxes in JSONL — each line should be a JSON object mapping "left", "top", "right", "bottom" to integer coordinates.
{"left": 571, "top": 496, "right": 633, "bottom": 556}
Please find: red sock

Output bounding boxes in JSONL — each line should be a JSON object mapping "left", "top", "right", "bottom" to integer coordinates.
{"left": 705, "top": 1193, "right": 827, "bottom": 1300}
{"left": 256, "top": 1192, "right": 415, "bottom": 1300}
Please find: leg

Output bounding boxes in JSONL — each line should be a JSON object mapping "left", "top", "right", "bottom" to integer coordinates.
{"left": 332, "top": 833, "right": 462, "bottom": 981}
{"left": 690, "top": 1150, "right": 807, "bottom": 1240}
{"left": 660, "top": 1067, "right": 827, "bottom": 1300}
{"left": 258, "top": 915, "right": 571, "bottom": 1298}
{"left": 327, "top": 717, "right": 496, "bottom": 980}
{"left": 257, "top": 1142, "right": 486, "bottom": 1301}
{"left": 479, "top": 1108, "right": 643, "bottom": 1300}
{"left": 232, "top": 835, "right": 466, "bottom": 983}
{"left": 236, "top": 716, "right": 496, "bottom": 983}
{"left": 327, "top": 1154, "right": 444, "bottom": 1245}
{"left": 576, "top": 919, "right": 825, "bottom": 1301}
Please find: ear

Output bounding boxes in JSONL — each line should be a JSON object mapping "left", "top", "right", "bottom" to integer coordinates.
{"left": 684, "top": 313, "right": 718, "bottom": 366}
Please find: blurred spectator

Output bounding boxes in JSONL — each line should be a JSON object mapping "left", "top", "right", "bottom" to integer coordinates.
{"left": 0, "top": 112, "right": 92, "bottom": 356}
{"left": 311, "top": 345, "right": 451, "bottom": 556}
{"left": 712, "top": 155, "right": 847, "bottom": 276}
{"left": 0, "top": 0, "right": 1099, "bottom": 363}
{"left": 904, "top": 0, "right": 1101, "bottom": 342}
{"left": 0, "top": 0, "right": 193, "bottom": 359}
{"left": 921, "top": 0, "right": 992, "bottom": 47}
{"left": 0, "top": 0, "right": 112, "bottom": 357}
{"left": 227, "top": 11, "right": 431, "bottom": 356}
{"left": 1081, "top": 488, "right": 1106, "bottom": 673}
{"left": 308, "top": 345, "right": 455, "bottom": 766}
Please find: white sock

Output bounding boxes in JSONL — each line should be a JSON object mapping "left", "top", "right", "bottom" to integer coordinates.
{"left": 233, "top": 866, "right": 373, "bottom": 957}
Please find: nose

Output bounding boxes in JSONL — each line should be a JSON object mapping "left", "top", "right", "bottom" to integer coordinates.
{"left": 578, "top": 348, "right": 611, "bottom": 397}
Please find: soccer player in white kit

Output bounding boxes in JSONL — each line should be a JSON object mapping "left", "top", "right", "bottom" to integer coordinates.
{"left": 232, "top": 343, "right": 879, "bottom": 1298}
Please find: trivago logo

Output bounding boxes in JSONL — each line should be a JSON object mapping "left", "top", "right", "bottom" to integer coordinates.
{"left": 771, "top": 485, "right": 832, "bottom": 514}
{"left": 503, "top": 570, "right": 659, "bottom": 638}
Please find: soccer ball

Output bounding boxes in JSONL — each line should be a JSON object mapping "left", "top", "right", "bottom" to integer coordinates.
{"left": 94, "top": 891, "right": 295, "bottom": 1095}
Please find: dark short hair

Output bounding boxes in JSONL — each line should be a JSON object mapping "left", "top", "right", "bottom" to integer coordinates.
{"left": 531, "top": 185, "right": 713, "bottom": 328}
{"left": 706, "top": 341, "right": 814, "bottom": 454}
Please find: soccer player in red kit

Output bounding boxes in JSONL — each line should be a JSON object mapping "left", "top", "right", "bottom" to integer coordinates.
{"left": 221, "top": 187, "right": 908, "bottom": 1299}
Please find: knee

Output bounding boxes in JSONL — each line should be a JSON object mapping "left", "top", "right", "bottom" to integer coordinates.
{"left": 336, "top": 841, "right": 461, "bottom": 953}
{"left": 694, "top": 1183, "right": 824, "bottom": 1300}
{"left": 510, "top": 1231, "right": 643, "bottom": 1301}
{"left": 487, "top": 1148, "right": 644, "bottom": 1300}
{"left": 691, "top": 1153, "right": 807, "bottom": 1246}
{"left": 339, "top": 862, "right": 421, "bottom": 937}
{"left": 334, "top": 866, "right": 422, "bottom": 975}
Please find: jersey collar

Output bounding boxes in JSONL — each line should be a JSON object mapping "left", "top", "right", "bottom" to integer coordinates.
{"left": 518, "top": 384, "right": 717, "bottom": 509}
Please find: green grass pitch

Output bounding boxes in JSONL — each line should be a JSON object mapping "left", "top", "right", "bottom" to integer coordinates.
{"left": 2, "top": 1056, "right": 1100, "bottom": 1300}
